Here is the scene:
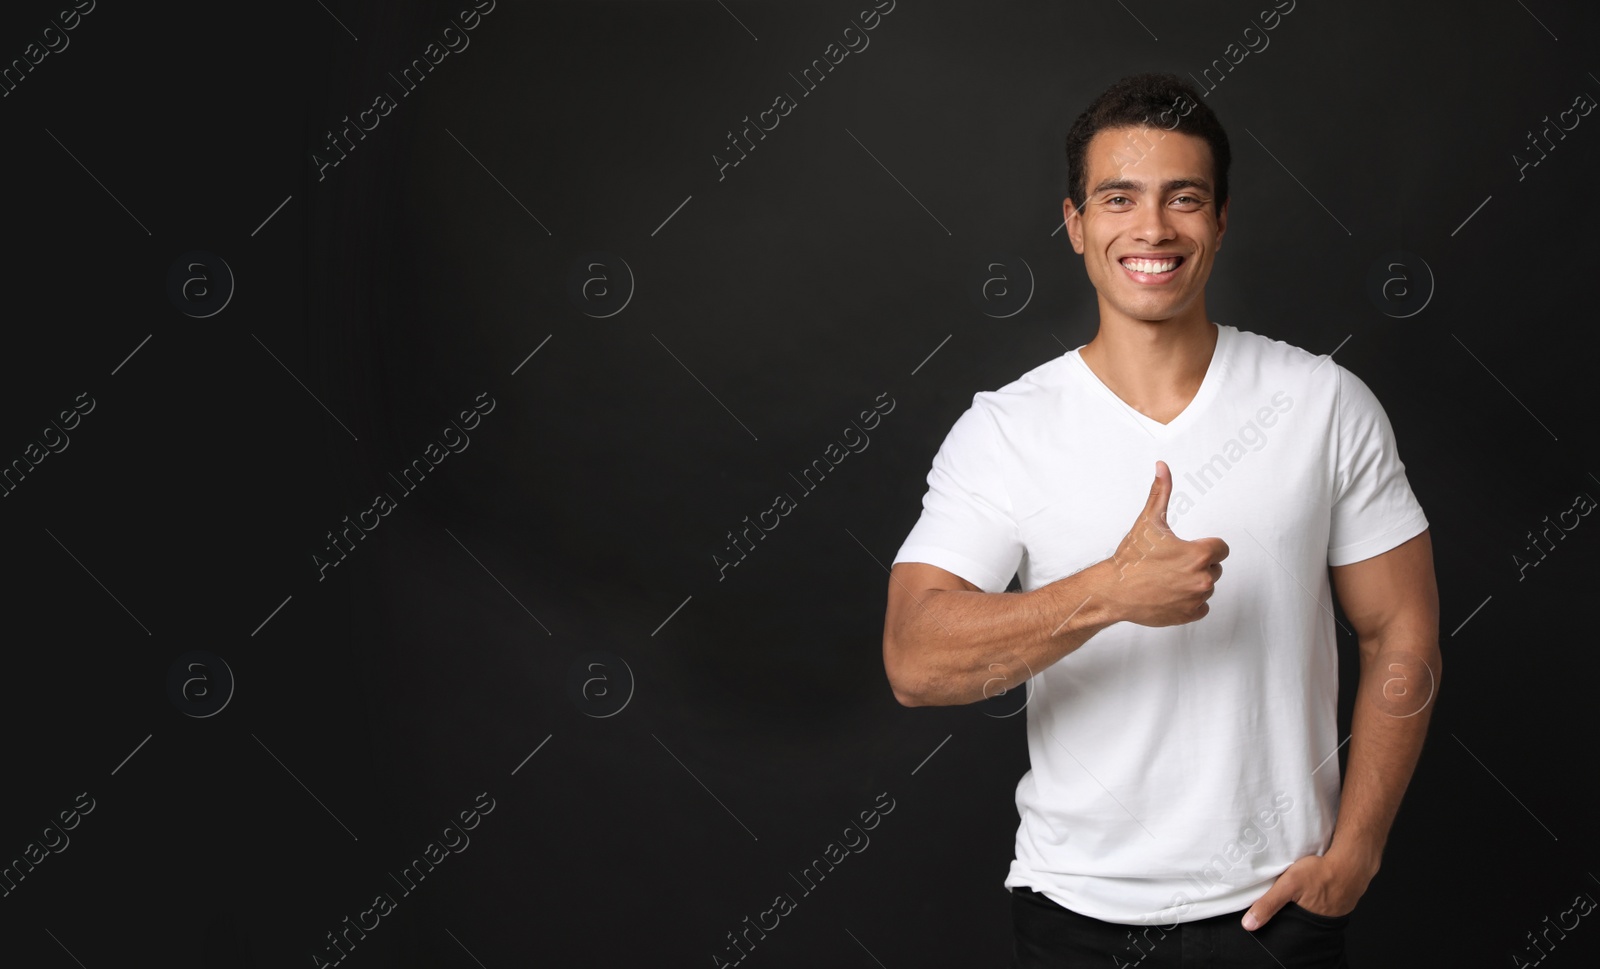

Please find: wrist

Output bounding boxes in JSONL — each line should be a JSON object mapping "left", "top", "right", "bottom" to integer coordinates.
{"left": 1040, "top": 559, "right": 1122, "bottom": 632}
{"left": 1323, "top": 839, "right": 1382, "bottom": 884}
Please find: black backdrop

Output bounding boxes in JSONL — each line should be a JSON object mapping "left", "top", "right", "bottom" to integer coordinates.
{"left": 3, "top": 1, "right": 1598, "bottom": 965}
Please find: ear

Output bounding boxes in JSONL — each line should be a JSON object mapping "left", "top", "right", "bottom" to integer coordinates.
{"left": 1215, "top": 197, "right": 1229, "bottom": 249}
{"left": 1063, "top": 198, "right": 1086, "bottom": 254}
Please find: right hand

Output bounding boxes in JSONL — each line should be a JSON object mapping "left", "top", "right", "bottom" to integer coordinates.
{"left": 1104, "top": 460, "right": 1229, "bottom": 627}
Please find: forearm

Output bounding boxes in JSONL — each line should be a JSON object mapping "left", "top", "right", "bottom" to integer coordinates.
{"left": 885, "top": 560, "right": 1120, "bottom": 706}
{"left": 1325, "top": 628, "right": 1442, "bottom": 877}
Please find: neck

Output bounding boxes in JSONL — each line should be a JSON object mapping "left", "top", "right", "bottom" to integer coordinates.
{"left": 1078, "top": 314, "right": 1219, "bottom": 419}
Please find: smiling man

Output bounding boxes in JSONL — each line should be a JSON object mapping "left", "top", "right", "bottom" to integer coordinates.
{"left": 881, "top": 73, "right": 1440, "bottom": 967}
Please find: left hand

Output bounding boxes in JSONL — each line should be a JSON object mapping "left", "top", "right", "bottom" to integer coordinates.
{"left": 1241, "top": 852, "right": 1374, "bottom": 931}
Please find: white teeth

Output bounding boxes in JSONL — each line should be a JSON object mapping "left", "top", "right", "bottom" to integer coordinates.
{"left": 1123, "top": 257, "right": 1178, "bottom": 274}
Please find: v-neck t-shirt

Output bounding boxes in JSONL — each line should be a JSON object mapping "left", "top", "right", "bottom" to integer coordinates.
{"left": 891, "top": 321, "right": 1429, "bottom": 924}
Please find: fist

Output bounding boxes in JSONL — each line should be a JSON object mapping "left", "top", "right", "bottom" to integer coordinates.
{"left": 1105, "top": 460, "right": 1229, "bottom": 627}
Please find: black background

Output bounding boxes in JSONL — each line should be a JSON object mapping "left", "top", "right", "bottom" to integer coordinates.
{"left": 2, "top": 1, "right": 1597, "bottom": 965}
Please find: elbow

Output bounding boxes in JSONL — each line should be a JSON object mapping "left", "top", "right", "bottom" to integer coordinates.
{"left": 882, "top": 633, "right": 927, "bottom": 707}
{"left": 891, "top": 682, "right": 925, "bottom": 707}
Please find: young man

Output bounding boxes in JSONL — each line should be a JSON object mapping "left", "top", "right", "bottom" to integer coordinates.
{"left": 881, "top": 73, "right": 1439, "bottom": 967}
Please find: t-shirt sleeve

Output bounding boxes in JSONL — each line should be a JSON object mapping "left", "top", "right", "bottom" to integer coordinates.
{"left": 1327, "top": 365, "right": 1429, "bottom": 567}
{"left": 892, "top": 396, "right": 1024, "bottom": 593}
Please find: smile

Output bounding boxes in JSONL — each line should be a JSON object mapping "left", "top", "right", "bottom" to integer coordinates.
{"left": 1119, "top": 255, "right": 1184, "bottom": 280}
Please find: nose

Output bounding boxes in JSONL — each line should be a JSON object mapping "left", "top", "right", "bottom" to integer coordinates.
{"left": 1133, "top": 200, "right": 1177, "bottom": 246}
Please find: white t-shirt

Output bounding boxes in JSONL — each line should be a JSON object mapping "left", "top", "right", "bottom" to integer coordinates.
{"left": 892, "top": 322, "right": 1428, "bottom": 925}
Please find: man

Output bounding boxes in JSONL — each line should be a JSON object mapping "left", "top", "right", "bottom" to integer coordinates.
{"left": 881, "top": 73, "right": 1439, "bottom": 967}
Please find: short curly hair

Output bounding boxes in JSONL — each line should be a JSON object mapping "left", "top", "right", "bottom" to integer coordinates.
{"left": 1065, "top": 73, "right": 1230, "bottom": 216}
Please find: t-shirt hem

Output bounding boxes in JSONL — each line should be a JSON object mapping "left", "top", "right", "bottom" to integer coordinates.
{"left": 1327, "top": 513, "right": 1429, "bottom": 567}
{"left": 891, "top": 545, "right": 1012, "bottom": 593}
{"left": 1004, "top": 866, "right": 1261, "bottom": 926}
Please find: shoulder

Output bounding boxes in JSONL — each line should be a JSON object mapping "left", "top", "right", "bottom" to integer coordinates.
{"left": 1223, "top": 323, "right": 1330, "bottom": 378}
{"left": 967, "top": 353, "right": 1077, "bottom": 426}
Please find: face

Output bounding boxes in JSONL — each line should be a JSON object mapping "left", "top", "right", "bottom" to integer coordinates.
{"left": 1065, "top": 126, "right": 1228, "bottom": 328}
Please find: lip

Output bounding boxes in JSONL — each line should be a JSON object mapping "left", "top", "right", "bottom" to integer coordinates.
{"left": 1118, "top": 254, "right": 1185, "bottom": 284}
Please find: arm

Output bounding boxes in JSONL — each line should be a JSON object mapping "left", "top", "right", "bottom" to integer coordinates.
{"left": 882, "top": 559, "right": 1119, "bottom": 707}
{"left": 1243, "top": 527, "right": 1441, "bottom": 928}
{"left": 883, "top": 461, "right": 1229, "bottom": 707}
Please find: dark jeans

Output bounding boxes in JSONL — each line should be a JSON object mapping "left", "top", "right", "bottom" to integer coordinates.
{"left": 1010, "top": 886, "right": 1350, "bottom": 968}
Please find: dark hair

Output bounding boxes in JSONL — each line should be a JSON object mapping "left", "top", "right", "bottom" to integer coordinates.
{"left": 1065, "top": 73, "right": 1230, "bottom": 216}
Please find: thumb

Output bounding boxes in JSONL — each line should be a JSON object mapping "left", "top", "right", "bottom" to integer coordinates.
{"left": 1241, "top": 886, "right": 1291, "bottom": 932}
{"left": 1144, "top": 460, "right": 1173, "bottom": 530}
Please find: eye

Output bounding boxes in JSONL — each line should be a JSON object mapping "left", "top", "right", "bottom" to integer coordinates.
{"left": 1170, "top": 195, "right": 1205, "bottom": 208}
{"left": 1105, "top": 195, "right": 1132, "bottom": 207}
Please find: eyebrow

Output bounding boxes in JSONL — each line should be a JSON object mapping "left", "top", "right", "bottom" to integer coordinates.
{"left": 1088, "top": 177, "right": 1213, "bottom": 197}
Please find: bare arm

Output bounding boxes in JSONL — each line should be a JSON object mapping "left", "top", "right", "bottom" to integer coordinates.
{"left": 882, "top": 559, "right": 1119, "bottom": 707}
{"left": 883, "top": 461, "right": 1229, "bottom": 707}
{"left": 1243, "top": 527, "right": 1441, "bottom": 928}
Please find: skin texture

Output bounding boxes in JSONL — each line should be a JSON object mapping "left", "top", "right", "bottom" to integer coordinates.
{"left": 882, "top": 124, "right": 1440, "bottom": 930}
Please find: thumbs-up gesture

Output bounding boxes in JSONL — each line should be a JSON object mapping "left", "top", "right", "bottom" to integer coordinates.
{"left": 1105, "top": 460, "right": 1230, "bottom": 627}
